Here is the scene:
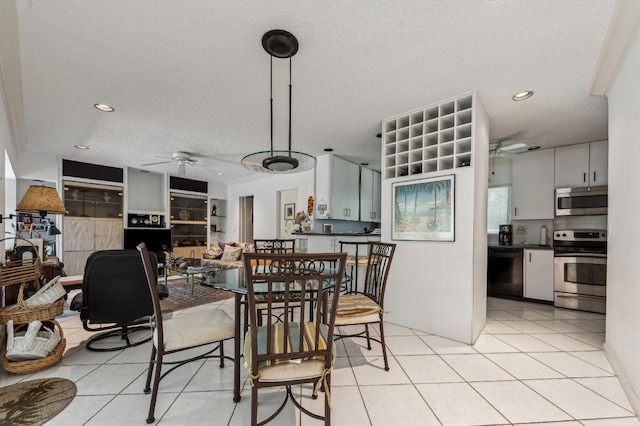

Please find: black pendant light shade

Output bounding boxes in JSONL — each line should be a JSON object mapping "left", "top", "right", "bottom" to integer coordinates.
{"left": 241, "top": 30, "right": 316, "bottom": 174}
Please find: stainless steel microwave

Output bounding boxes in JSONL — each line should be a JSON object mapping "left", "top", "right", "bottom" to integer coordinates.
{"left": 555, "top": 186, "right": 607, "bottom": 216}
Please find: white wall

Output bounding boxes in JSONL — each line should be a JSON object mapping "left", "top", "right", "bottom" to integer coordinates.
{"left": 605, "top": 27, "right": 640, "bottom": 409}
{"left": 381, "top": 94, "right": 489, "bottom": 344}
{"left": 226, "top": 170, "right": 314, "bottom": 243}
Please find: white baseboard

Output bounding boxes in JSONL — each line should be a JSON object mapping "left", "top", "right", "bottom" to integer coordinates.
{"left": 603, "top": 342, "right": 640, "bottom": 417}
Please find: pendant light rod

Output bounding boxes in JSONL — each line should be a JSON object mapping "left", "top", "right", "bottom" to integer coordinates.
{"left": 270, "top": 54, "right": 274, "bottom": 157}
{"left": 288, "top": 51, "right": 293, "bottom": 157}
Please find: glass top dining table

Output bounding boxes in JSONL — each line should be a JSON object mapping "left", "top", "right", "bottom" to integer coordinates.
{"left": 201, "top": 266, "right": 350, "bottom": 402}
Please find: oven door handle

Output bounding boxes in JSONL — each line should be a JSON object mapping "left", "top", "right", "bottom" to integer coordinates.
{"left": 555, "top": 293, "right": 606, "bottom": 301}
{"left": 554, "top": 252, "right": 607, "bottom": 259}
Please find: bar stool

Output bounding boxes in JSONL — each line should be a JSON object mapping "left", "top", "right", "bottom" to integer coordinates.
{"left": 338, "top": 241, "right": 370, "bottom": 294}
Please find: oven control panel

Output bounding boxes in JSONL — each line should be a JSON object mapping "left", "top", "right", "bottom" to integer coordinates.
{"left": 554, "top": 229, "right": 607, "bottom": 242}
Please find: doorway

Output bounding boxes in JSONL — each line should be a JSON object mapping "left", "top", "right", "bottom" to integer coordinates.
{"left": 239, "top": 196, "right": 254, "bottom": 243}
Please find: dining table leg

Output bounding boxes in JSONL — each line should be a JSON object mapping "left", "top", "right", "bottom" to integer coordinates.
{"left": 233, "top": 292, "right": 242, "bottom": 402}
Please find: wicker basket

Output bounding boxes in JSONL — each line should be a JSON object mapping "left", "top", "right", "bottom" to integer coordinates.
{"left": 5, "top": 319, "right": 61, "bottom": 360}
{"left": 24, "top": 276, "right": 66, "bottom": 307}
{"left": 0, "top": 282, "right": 64, "bottom": 325}
{"left": 2, "top": 320, "right": 65, "bottom": 374}
{"left": 0, "top": 237, "right": 43, "bottom": 286}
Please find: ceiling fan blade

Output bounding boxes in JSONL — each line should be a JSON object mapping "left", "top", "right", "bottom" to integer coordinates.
{"left": 191, "top": 162, "right": 224, "bottom": 175}
{"left": 499, "top": 151, "right": 522, "bottom": 160}
{"left": 141, "top": 160, "right": 173, "bottom": 166}
{"left": 499, "top": 142, "right": 527, "bottom": 152}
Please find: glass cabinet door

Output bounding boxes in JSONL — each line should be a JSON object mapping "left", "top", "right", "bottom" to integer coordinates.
{"left": 170, "top": 193, "right": 208, "bottom": 248}
{"left": 63, "top": 181, "right": 123, "bottom": 218}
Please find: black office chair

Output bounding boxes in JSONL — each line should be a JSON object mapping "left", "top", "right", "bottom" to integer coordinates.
{"left": 71, "top": 249, "right": 168, "bottom": 351}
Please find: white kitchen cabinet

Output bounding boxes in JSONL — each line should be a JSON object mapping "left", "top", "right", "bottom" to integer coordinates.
{"left": 524, "top": 249, "right": 554, "bottom": 301}
{"left": 306, "top": 235, "right": 375, "bottom": 253}
{"left": 554, "top": 141, "right": 608, "bottom": 188}
{"left": 315, "top": 154, "right": 360, "bottom": 221}
{"left": 360, "top": 168, "right": 381, "bottom": 222}
{"left": 512, "top": 149, "right": 555, "bottom": 219}
{"left": 307, "top": 235, "right": 337, "bottom": 253}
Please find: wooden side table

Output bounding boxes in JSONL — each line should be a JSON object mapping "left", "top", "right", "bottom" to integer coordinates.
{"left": 42, "top": 257, "right": 64, "bottom": 282}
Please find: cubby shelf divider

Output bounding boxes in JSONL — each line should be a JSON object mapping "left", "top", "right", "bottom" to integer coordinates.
{"left": 382, "top": 93, "right": 475, "bottom": 179}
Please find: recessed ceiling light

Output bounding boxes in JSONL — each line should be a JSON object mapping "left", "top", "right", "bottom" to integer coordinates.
{"left": 74, "top": 145, "right": 90, "bottom": 150}
{"left": 94, "top": 103, "right": 115, "bottom": 112}
{"left": 216, "top": 172, "right": 223, "bottom": 176}
{"left": 512, "top": 91, "right": 534, "bottom": 101}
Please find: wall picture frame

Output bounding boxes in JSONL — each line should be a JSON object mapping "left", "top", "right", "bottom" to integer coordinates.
{"left": 392, "top": 174, "right": 455, "bottom": 241}
{"left": 284, "top": 203, "right": 296, "bottom": 220}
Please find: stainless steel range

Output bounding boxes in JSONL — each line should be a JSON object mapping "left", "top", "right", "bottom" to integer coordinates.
{"left": 554, "top": 229, "right": 607, "bottom": 314}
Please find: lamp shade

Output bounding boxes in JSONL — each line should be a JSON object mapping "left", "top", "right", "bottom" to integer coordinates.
{"left": 16, "top": 185, "right": 68, "bottom": 216}
{"left": 47, "top": 224, "right": 62, "bottom": 236}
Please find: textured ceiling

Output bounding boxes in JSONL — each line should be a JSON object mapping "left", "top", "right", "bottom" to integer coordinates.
{"left": 12, "top": 0, "right": 616, "bottom": 183}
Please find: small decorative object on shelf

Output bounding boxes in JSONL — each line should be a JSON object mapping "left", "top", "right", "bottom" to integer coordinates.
{"left": 307, "top": 196, "right": 314, "bottom": 216}
{"left": 211, "top": 204, "right": 217, "bottom": 216}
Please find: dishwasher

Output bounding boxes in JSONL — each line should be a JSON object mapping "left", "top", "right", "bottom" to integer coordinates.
{"left": 488, "top": 247, "right": 524, "bottom": 299}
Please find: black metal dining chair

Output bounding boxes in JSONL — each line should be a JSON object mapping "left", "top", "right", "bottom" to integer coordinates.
{"left": 333, "top": 242, "right": 396, "bottom": 370}
{"left": 242, "top": 251, "right": 347, "bottom": 426}
{"left": 137, "top": 243, "right": 235, "bottom": 424}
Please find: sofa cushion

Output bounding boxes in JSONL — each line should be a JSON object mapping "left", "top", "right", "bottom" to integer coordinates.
{"left": 221, "top": 244, "right": 243, "bottom": 261}
{"left": 203, "top": 245, "right": 224, "bottom": 259}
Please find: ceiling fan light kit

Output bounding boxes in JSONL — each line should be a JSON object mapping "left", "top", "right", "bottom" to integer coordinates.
{"left": 141, "top": 151, "right": 223, "bottom": 176}
{"left": 241, "top": 29, "right": 316, "bottom": 174}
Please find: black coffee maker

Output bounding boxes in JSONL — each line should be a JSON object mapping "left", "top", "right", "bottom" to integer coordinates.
{"left": 499, "top": 224, "right": 513, "bottom": 245}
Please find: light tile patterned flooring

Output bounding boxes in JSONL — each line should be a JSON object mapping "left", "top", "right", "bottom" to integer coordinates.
{"left": 1, "top": 295, "right": 638, "bottom": 425}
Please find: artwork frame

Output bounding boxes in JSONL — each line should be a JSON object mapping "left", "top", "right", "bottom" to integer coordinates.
{"left": 284, "top": 203, "right": 296, "bottom": 220}
{"left": 392, "top": 174, "right": 455, "bottom": 241}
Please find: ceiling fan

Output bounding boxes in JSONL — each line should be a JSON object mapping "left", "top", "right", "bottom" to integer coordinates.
{"left": 489, "top": 141, "right": 528, "bottom": 160}
{"left": 141, "top": 151, "right": 223, "bottom": 176}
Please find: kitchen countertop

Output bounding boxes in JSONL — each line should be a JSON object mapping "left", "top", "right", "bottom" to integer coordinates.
{"left": 489, "top": 244, "right": 553, "bottom": 250}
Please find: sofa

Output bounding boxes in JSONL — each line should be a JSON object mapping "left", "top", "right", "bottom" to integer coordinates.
{"left": 200, "top": 242, "right": 254, "bottom": 269}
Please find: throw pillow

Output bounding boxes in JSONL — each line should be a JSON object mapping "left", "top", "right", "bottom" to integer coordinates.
{"left": 238, "top": 242, "right": 255, "bottom": 254}
{"left": 221, "top": 244, "right": 243, "bottom": 261}
{"left": 219, "top": 241, "right": 236, "bottom": 250}
{"left": 203, "top": 245, "right": 224, "bottom": 259}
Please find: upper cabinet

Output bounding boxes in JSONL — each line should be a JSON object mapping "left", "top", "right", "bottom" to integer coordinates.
{"left": 512, "top": 149, "right": 555, "bottom": 220}
{"left": 315, "top": 154, "right": 360, "bottom": 221}
{"left": 554, "top": 141, "right": 608, "bottom": 188}
{"left": 63, "top": 181, "right": 124, "bottom": 219}
{"left": 360, "top": 168, "right": 381, "bottom": 222}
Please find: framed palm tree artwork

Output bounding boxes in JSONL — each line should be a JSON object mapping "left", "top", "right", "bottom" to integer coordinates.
{"left": 392, "top": 175, "right": 454, "bottom": 241}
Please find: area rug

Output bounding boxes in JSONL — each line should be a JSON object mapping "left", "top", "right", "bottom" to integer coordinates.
{"left": 0, "top": 378, "right": 77, "bottom": 426}
{"left": 160, "top": 278, "right": 234, "bottom": 313}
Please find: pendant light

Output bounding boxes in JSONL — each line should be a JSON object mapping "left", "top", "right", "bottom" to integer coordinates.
{"left": 241, "top": 30, "right": 316, "bottom": 174}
